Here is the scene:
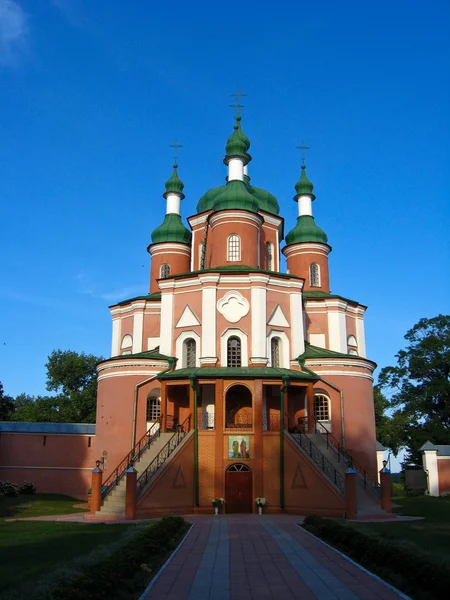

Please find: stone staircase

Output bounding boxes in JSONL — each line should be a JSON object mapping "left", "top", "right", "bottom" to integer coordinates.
{"left": 96, "top": 432, "right": 173, "bottom": 518}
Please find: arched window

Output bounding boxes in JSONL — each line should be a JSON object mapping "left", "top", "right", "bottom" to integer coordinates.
{"left": 227, "top": 336, "right": 241, "bottom": 367}
{"left": 310, "top": 263, "right": 320, "bottom": 287}
{"left": 146, "top": 395, "right": 161, "bottom": 422}
{"left": 265, "top": 242, "right": 273, "bottom": 271}
{"left": 271, "top": 337, "right": 280, "bottom": 368}
{"left": 160, "top": 263, "right": 171, "bottom": 279}
{"left": 121, "top": 334, "right": 132, "bottom": 349}
{"left": 347, "top": 335, "right": 358, "bottom": 355}
{"left": 183, "top": 338, "right": 196, "bottom": 368}
{"left": 314, "top": 394, "right": 330, "bottom": 422}
{"left": 227, "top": 234, "right": 241, "bottom": 262}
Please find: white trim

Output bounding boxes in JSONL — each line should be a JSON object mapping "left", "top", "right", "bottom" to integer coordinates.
{"left": 221, "top": 328, "right": 248, "bottom": 367}
{"left": 356, "top": 317, "right": 367, "bottom": 358}
{"left": 147, "top": 337, "right": 160, "bottom": 350}
{"left": 422, "top": 450, "right": 439, "bottom": 496}
{"left": 290, "top": 291, "right": 305, "bottom": 358}
{"left": 251, "top": 285, "right": 267, "bottom": 360}
{"left": 166, "top": 193, "right": 181, "bottom": 215}
{"left": 209, "top": 211, "right": 263, "bottom": 227}
{"left": 217, "top": 290, "right": 250, "bottom": 323}
{"left": 228, "top": 157, "right": 244, "bottom": 181}
{"left": 309, "top": 333, "right": 326, "bottom": 348}
{"left": 121, "top": 334, "right": 133, "bottom": 349}
{"left": 111, "top": 319, "right": 121, "bottom": 356}
{"left": 267, "top": 330, "right": 290, "bottom": 368}
{"left": 175, "top": 330, "right": 201, "bottom": 368}
{"left": 132, "top": 312, "right": 144, "bottom": 353}
{"left": 298, "top": 195, "right": 312, "bottom": 216}
{"left": 201, "top": 285, "right": 217, "bottom": 360}
{"left": 328, "top": 310, "right": 347, "bottom": 353}
{"left": 159, "top": 291, "right": 174, "bottom": 356}
{"left": 267, "top": 304, "right": 290, "bottom": 328}
{"left": 306, "top": 370, "right": 374, "bottom": 381}
{"left": 176, "top": 305, "right": 201, "bottom": 328}
{"left": 97, "top": 369, "right": 165, "bottom": 381}
{"left": 305, "top": 358, "right": 376, "bottom": 371}
{"left": 150, "top": 243, "right": 190, "bottom": 254}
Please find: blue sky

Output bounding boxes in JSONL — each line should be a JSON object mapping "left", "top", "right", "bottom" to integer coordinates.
{"left": 1, "top": 0, "right": 449, "bottom": 408}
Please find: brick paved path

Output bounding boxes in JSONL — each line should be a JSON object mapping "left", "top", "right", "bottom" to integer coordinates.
{"left": 143, "top": 515, "right": 406, "bottom": 600}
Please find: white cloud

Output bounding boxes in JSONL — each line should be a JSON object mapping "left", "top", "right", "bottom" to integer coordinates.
{"left": 0, "top": 0, "right": 28, "bottom": 66}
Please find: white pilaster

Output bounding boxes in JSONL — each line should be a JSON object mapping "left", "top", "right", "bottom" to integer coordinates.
{"left": 228, "top": 158, "right": 244, "bottom": 181}
{"left": 111, "top": 319, "right": 121, "bottom": 357}
{"left": 290, "top": 291, "right": 305, "bottom": 358}
{"left": 356, "top": 316, "right": 367, "bottom": 358}
{"left": 422, "top": 450, "right": 439, "bottom": 496}
{"left": 251, "top": 285, "right": 267, "bottom": 361}
{"left": 201, "top": 276, "right": 218, "bottom": 359}
{"left": 159, "top": 292, "right": 174, "bottom": 356}
{"left": 166, "top": 193, "right": 181, "bottom": 215}
{"left": 132, "top": 312, "right": 144, "bottom": 354}
{"left": 298, "top": 195, "right": 312, "bottom": 216}
{"left": 328, "top": 310, "right": 347, "bottom": 353}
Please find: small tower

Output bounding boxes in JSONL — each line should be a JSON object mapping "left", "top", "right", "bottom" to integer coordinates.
{"left": 208, "top": 115, "right": 262, "bottom": 269}
{"left": 283, "top": 163, "right": 331, "bottom": 292}
{"left": 148, "top": 163, "right": 192, "bottom": 293}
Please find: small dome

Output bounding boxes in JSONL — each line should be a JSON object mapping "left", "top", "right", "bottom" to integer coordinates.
{"left": 285, "top": 215, "right": 328, "bottom": 245}
{"left": 212, "top": 180, "right": 259, "bottom": 214}
{"left": 295, "top": 165, "right": 315, "bottom": 199}
{"left": 224, "top": 115, "right": 251, "bottom": 164}
{"left": 163, "top": 164, "right": 185, "bottom": 199}
{"left": 151, "top": 214, "right": 192, "bottom": 245}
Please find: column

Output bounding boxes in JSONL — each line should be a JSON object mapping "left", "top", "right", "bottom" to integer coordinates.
{"left": 214, "top": 379, "right": 224, "bottom": 499}
{"left": 290, "top": 288, "right": 305, "bottom": 359}
{"left": 250, "top": 277, "right": 268, "bottom": 364}
{"left": 111, "top": 318, "right": 120, "bottom": 357}
{"left": 159, "top": 290, "right": 174, "bottom": 356}
{"left": 200, "top": 275, "right": 219, "bottom": 364}
{"left": 132, "top": 311, "right": 144, "bottom": 354}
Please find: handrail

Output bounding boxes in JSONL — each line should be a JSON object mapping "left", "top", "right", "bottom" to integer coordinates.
{"left": 136, "top": 414, "right": 191, "bottom": 496}
{"left": 314, "top": 420, "right": 380, "bottom": 499}
{"left": 101, "top": 418, "right": 161, "bottom": 499}
{"left": 290, "top": 430, "right": 345, "bottom": 494}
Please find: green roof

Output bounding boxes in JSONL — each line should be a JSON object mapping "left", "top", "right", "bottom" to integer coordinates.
{"left": 196, "top": 179, "right": 280, "bottom": 216}
{"left": 101, "top": 348, "right": 174, "bottom": 364}
{"left": 295, "top": 165, "right": 315, "bottom": 199}
{"left": 285, "top": 215, "right": 328, "bottom": 245}
{"left": 298, "top": 342, "right": 377, "bottom": 368}
{"left": 159, "top": 366, "right": 318, "bottom": 381}
{"left": 163, "top": 163, "right": 185, "bottom": 199}
{"left": 224, "top": 115, "right": 251, "bottom": 164}
{"left": 151, "top": 213, "right": 192, "bottom": 245}
{"left": 113, "top": 292, "right": 161, "bottom": 307}
{"left": 302, "top": 290, "right": 366, "bottom": 308}
{"left": 212, "top": 179, "right": 259, "bottom": 213}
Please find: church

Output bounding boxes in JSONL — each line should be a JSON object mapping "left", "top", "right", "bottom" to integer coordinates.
{"left": 92, "top": 111, "right": 381, "bottom": 518}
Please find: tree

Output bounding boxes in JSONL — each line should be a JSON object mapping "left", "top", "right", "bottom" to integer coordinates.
{"left": 378, "top": 314, "right": 450, "bottom": 464}
{"left": 11, "top": 350, "right": 104, "bottom": 424}
{"left": 0, "top": 382, "right": 14, "bottom": 420}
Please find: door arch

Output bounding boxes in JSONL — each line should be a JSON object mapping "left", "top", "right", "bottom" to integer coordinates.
{"left": 225, "top": 463, "right": 252, "bottom": 513}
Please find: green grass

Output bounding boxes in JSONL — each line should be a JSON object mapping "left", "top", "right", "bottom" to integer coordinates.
{"left": 0, "top": 493, "right": 89, "bottom": 521}
{"left": 350, "top": 495, "right": 450, "bottom": 564}
{"left": 0, "top": 521, "right": 132, "bottom": 592}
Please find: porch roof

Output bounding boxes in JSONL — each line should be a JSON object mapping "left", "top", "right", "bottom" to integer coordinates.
{"left": 158, "top": 366, "right": 318, "bottom": 381}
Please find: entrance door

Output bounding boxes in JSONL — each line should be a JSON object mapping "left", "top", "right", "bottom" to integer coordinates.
{"left": 225, "top": 464, "right": 252, "bottom": 513}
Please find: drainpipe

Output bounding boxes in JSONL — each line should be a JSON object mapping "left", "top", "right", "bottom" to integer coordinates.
{"left": 190, "top": 376, "right": 199, "bottom": 506}
{"left": 299, "top": 359, "right": 346, "bottom": 448}
{"left": 131, "top": 357, "right": 176, "bottom": 448}
{"left": 280, "top": 376, "right": 289, "bottom": 509}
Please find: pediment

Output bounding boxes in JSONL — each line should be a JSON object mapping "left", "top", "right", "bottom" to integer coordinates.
{"left": 176, "top": 305, "right": 201, "bottom": 328}
{"left": 267, "top": 304, "right": 290, "bottom": 327}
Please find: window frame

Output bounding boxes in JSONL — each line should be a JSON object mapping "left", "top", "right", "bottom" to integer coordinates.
{"left": 310, "top": 262, "right": 320, "bottom": 287}
{"left": 160, "top": 263, "right": 171, "bottom": 279}
{"left": 314, "top": 393, "right": 331, "bottom": 422}
{"left": 227, "top": 234, "right": 241, "bottom": 262}
{"left": 227, "top": 336, "right": 242, "bottom": 367}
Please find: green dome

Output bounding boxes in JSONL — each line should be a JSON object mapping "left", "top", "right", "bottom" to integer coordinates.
{"left": 224, "top": 115, "right": 251, "bottom": 164}
{"left": 295, "top": 165, "right": 315, "bottom": 199}
{"left": 285, "top": 215, "right": 328, "bottom": 245}
{"left": 151, "top": 214, "right": 192, "bottom": 245}
{"left": 248, "top": 184, "right": 280, "bottom": 215}
{"left": 212, "top": 180, "right": 259, "bottom": 213}
{"left": 163, "top": 163, "right": 185, "bottom": 199}
{"left": 197, "top": 184, "right": 227, "bottom": 213}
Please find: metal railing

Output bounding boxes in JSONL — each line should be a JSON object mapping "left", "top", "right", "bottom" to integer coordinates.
{"left": 197, "top": 412, "right": 215, "bottom": 430}
{"left": 225, "top": 407, "right": 252, "bottom": 430}
{"left": 101, "top": 418, "right": 161, "bottom": 499}
{"left": 314, "top": 420, "right": 380, "bottom": 499}
{"left": 290, "top": 429, "right": 345, "bottom": 493}
{"left": 136, "top": 414, "right": 191, "bottom": 496}
{"left": 262, "top": 413, "right": 282, "bottom": 431}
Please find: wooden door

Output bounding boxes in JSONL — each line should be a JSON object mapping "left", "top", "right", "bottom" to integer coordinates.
{"left": 225, "top": 464, "right": 252, "bottom": 513}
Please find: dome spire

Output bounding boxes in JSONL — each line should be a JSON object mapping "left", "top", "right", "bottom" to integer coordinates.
{"left": 163, "top": 139, "right": 185, "bottom": 212}
{"left": 224, "top": 88, "right": 251, "bottom": 179}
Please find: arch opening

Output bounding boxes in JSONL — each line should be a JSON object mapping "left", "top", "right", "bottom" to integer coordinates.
{"left": 225, "top": 385, "right": 252, "bottom": 430}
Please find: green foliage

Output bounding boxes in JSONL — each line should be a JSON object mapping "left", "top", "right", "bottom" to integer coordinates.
{"left": 303, "top": 515, "right": 450, "bottom": 600}
{"left": 0, "top": 382, "right": 14, "bottom": 420}
{"left": 0, "top": 493, "right": 88, "bottom": 520}
{"left": 0, "top": 481, "right": 20, "bottom": 498}
{"left": 10, "top": 350, "right": 104, "bottom": 423}
{"left": 378, "top": 314, "right": 450, "bottom": 464}
{"left": 19, "top": 481, "right": 36, "bottom": 495}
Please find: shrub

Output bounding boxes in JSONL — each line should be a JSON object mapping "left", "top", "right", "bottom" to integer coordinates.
{"left": 303, "top": 516, "right": 450, "bottom": 600}
{"left": 19, "top": 481, "right": 36, "bottom": 495}
{"left": 0, "top": 481, "right": 20, "bottom": 497}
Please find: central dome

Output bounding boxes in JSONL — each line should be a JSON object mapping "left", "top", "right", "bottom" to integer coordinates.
{"left": 197, "top": 180, "right": 280, "bottom": 215}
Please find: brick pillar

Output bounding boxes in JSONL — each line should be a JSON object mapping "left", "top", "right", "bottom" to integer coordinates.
{"left": 380, "top": 471, "right": 392, "bottom": 513}
{"left": 161, "top": 381, "right": 167, "bottom": 432}
{"left": 125, "top": 467, "right": 138, "bottom": 520}
{"left": 214, "top": 379, "right": 224, "bottom": 500}
{"left": 307, "top": 383, "right": 314, "bottom": 434}
{"left": 90, "top": 465, "right": 103, "bottom": 514}
{"left": 345, "top": 470, "right": 357, "bottom": 520}
{"left": 254, "top": 380, "right": 264, "bottom": 512}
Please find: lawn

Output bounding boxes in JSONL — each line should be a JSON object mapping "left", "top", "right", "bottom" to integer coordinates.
{"left": 350, "top": 495, "right": 450, "bottom": 564}
{"left": 0, "top": 494, "right": 131, "bottom": 594}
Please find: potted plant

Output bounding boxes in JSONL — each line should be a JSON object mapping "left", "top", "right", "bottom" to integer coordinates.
{"left": 211, "top": 497, "right": 225, "bottom": 515}
{"left": 255, "top": 497, "right": 266, "bottom": 515}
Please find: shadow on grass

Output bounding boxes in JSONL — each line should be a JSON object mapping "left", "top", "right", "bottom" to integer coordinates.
{"left": 0, "top": 493, "right": 89, "bottom": 521}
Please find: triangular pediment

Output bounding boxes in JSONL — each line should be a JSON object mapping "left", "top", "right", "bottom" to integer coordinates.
{"left": 176, "top": 305, "right": 200, "bottom": 328}
{"left": 267, "top": 305, "right": 290, "bottom": 328}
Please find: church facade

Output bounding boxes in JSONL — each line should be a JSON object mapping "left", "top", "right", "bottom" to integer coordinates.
{"left": 94, "top": 114, "right": 379, "bottom": 517}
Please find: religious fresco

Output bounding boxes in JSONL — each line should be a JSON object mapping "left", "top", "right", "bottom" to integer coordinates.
{"left": 228, "top": 435, "right": 250, "bottom": 460}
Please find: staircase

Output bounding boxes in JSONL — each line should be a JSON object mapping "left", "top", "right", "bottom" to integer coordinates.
{"left": 96, "top": 432, "right": 173, "bottom": 517}
{"left": 289, "top": 422, "right": 385, "bottom": 517}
